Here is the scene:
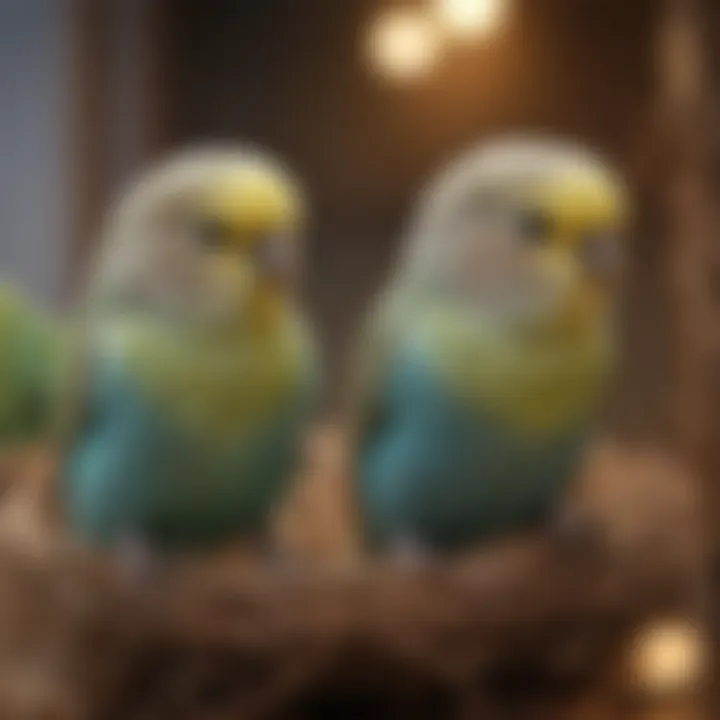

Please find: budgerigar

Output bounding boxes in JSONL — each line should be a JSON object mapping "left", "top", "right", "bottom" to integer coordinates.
{"left": 0, "top": 285, "right": 64, "bottom": 445}
{"left": 63, "top": 146, "right": 317, "bottom": 553}
{"left": 353, "top": 136, "right": 627, "bottom": 554}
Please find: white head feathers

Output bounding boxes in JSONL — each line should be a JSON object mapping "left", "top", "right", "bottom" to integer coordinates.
{"left": 399, "top": 134, "right": 625, "bottom": 281}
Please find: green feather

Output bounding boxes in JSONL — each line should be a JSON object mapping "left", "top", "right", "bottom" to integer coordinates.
{"left": 0, "top": 286, "right": 67, "bottom": 444}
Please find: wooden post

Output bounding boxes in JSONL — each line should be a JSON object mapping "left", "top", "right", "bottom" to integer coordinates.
{"left": 68, "top": 0, "right": 111, "bottom": 300}
{"left": 660, "top": 0, "right": 713, "bottom": 483}
{"left": 68, "top": 0, "right": 175, "bottom": 299}
{"left": 655, "top": 0, "right": 717, "bottom": 713}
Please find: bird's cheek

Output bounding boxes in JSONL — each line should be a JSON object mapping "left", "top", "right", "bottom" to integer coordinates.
{"left": 202, "top": 256, "right": 255, "bottom": 315}
{"left": 533, "top": 247, "right": 580, "bottom": 290}
{"left": 453, "top": 234, "right": 515, "bottom": 291}
{"left": 522, "top": 249, "right": 580, "bottom": 313}
{"left": 538, "top": 250, "right": 612, "bottom": 323}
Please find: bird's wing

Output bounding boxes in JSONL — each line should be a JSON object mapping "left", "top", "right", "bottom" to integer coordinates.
{"left": 0, "top": 288, "right": 67, "bottom": 440}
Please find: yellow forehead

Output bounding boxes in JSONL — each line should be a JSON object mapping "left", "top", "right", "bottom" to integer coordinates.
{"left": 201, "top": 169, "right": 304, "bottom": 236}
{"left": 527, "top": 170, "right": 627, "bottom": 238}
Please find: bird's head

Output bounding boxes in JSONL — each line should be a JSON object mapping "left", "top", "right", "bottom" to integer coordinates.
{"left": 92, "top": 146, "right": 305, "bottom": 332}
{"left": 403, "top": 136, "right": 628, "bottom": 333}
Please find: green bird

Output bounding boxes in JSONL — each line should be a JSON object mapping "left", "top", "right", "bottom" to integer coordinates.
{"left": 353, "top": 136, "right": 627, "bottom": 555}
{"left": 63, "top": 146, "right": 317, "bottom": 554}
{"left": 0, "top": 285, "right": 65, "bottom": 446}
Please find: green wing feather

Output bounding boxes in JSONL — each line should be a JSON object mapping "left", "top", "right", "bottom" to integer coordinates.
{"left": 0, "top": 286, "right": 70, "bottom": 444}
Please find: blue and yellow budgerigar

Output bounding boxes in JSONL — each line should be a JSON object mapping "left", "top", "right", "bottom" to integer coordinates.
{"left": 353, "top": 136, "right": 627, "bottom": 554}
{"left": 0, "top": 284, "right": 65, "bottom": 446}
{"left": 63, "top": 146, "right": 317, "bottom": 553}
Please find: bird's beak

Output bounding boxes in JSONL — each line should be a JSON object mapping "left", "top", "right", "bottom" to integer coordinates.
{"left": 254, "top": 234, "right": 300, "bottom": 289}
{"left": 581, "top": 233, "right": 622, "bottom": 284}
{"left": 529, "top": 171, "right": 626, "bottom": 285}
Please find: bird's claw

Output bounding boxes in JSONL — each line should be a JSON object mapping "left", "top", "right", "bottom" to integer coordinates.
{"left": 388, "top": 534, "right": 436, "bottom": 571}
{"left": 116, "top": 533, "right": 159, "bottom": 587}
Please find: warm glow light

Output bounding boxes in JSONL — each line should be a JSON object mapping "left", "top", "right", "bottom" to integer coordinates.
{"left": 435, "top": 0, "right": 508, "bottom": 39}
{"left": 366, "top": 8, "right": 442, "bottom": 83}
{"left": 630, "top": 622, "right": 706, "bottom": 697}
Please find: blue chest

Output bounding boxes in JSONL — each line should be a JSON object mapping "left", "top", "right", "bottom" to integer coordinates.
{"left": 359, "top": 350, "right": 589, "bottom": 551}
{"left": 64, "top": 360, "right": 312, "bottom": 549}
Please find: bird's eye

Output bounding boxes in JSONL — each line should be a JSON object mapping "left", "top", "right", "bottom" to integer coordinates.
{"left": 516, "top": 209, "right": 552, "bottom": 245}
{"left": 194, "top": 217, "right": 231, "bottom": 249}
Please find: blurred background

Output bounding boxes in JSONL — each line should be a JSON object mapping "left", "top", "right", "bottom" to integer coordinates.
{"left": 0, "top": 3, "right": 716, "bottom": 717}
{"left": 0, "top": 0, "right": 717, "bottom": 413}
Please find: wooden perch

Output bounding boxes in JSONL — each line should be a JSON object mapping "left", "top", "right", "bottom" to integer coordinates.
{"left": 0, "top": 442, "right": 701, "bottom": 719}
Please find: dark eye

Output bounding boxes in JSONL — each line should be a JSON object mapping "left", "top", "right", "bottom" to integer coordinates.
{"left": 516, "top": 209, "right": 552, "bottom": 245}
{"left": 194, "top": 216, "right": 231, "bottom": 249}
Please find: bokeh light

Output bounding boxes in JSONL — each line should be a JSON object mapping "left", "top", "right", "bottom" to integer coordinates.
{"left": 366, "top": 7, "right": 442, "bottom": 83}
{"left": 435, "top": 0, "right": 508, "bottom": 39}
